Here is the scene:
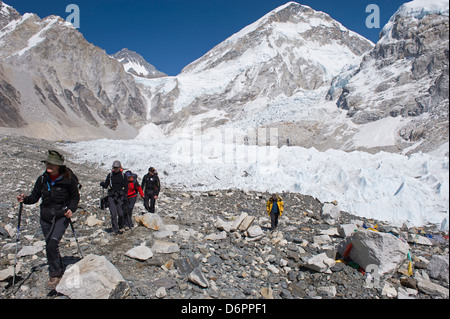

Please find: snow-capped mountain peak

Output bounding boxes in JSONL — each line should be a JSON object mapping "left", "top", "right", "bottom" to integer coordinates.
{"left": 380, "top": 0, "right": 449, "bottom": 43}
{"left": 182, "top": 1, "right": 373, "bottom": 77}
{"left": 112, "top": 48, "right": 167, "bottom": 79}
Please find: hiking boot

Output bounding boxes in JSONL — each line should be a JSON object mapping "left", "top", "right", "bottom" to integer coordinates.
{"left": 45, "top": 276, "right": 62, "bottom": 290}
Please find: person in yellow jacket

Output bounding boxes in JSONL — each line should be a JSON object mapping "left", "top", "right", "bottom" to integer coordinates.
{"left": 266, "top": 194, "right": 284, "bottom": 231}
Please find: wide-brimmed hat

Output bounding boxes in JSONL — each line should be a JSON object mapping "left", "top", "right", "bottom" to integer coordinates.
{"left": 112, "top": 160, "right": 122, "bottom": 168}
{"left": 41, "top": 150, "right": 65, "bottom": 166}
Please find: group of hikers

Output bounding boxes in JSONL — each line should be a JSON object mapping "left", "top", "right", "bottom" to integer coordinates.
{"left": 15, "top": 149, "right": 283, "bottom": 291}
{"left": 99, "top": 160, "right": 160, "bottom": 235}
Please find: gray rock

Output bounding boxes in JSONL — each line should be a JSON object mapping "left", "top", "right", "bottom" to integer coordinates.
{"left": 304, "top": 252, "right": 336, "bottom": 273}
{"left": 322, "top": 203, "right": 340, "bottom": 220}
{"left": 135, "top": 213, "right": 164, "bottom": 231}
{"left": 231, "top": 213, "right": 248, "bottom": 232}
{"left": 313, "top": 234, "right": 332, "bottom": 245}
{"left": 56, "top": 254, "right": 130, "bottom": 299}
{"left": 188, "top": 267, "right": 209, "bottom": 288}
{"left": 205, "top": 231, "right": 227, "bottom": 241}
{"left": 338, "top": 224, "right": 358, "bottom": 238}
{"left": 427, "top": 255, "right": 449, "bottom": 284}
{"left": 151, "top": 240, "right": 180, "bottom": 254}
{"left": 17, "top": 245, "right": 43, "bottom": 257}
{"left": 415, "top": 271, "right": 449, "bottom": 299}
{"left": 247, "top": 225, "right": 264, "bottom": 238}
{"left": 174, "top": 256, "right": 200, "bottom": 275}
{"left": 125, "top": 244, "right": 153, "bottom": 261}
{"left": 238, "top": 215, "right": 255, "bottom": 231}
{"left": 155, "top": 286, "right": 167, "bottom": 298}
{"left": 337, "top": 230, "right": 410, "bottom": 276}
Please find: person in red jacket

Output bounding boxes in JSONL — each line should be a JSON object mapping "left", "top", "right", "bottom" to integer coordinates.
{"left": 124, "top": 171, "right": 144, "bottom": 230}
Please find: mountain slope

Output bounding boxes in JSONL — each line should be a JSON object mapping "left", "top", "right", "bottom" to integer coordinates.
{"left": 336, "top": 0, "right": 449, "bottom": 154}
{"left": 0, "top": 1, "right": 147, "bottom": 140}
{"left": 112, "top": 48, "right": 167, "bottom": 79}
{"left": 137, "top": 2, "right": 374, "bottom": 149}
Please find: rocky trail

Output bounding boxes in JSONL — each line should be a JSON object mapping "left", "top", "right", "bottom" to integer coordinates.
{"left": 0, "top": 135, "right": 448, "bottom": 300}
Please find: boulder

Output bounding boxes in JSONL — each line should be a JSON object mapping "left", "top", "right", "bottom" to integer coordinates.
{"left": 2, "top": 224, "right": 15, "bottom": 238}
{"left": 304, "top": 252, "right": 336, "bottom": 273}
{"left": 322, "top": 203, "right": 340, "bottom": 220}
{"left": 317, "top": 286, "right": 337, "bottom": 298}
{"left": 125, "top": 244, "right": 153, "bottom": 261}
{"left": 408, "top": 234, "right": 433, "bottom": 246}
{"left": 155, "top": 286, "right": 166, "bottom": 298}
{"left": 56, "top": 254, "right": 130, "bottom": 299}
{"left": 188, "top": 267, "right": 209, "bottom": 288}
{"left": 151, "top": 240, "right": 180, "bottom": 254}
{"left": 205, "top": 231, "right": 227, "bottom": 241}
{"left": 313, "top": 234, "right": 332, "bottom": 245}
{"left": 0, "top": 263, "right": 21, "bottom": 281}
{"left": 381, "top": 282, "right": 398, "bottom": 298}
{"left": 338, "top": 224, "right": 358, "bottom": 237}
{"left": 415, "top": 270, "right": 449, "bottom": 299}
{"left": 216, "top": 218, "right": 232, "bottom": 232}
{"left": 427, "top": 255, "right": 449, "bottom": 284}
{"left": 247, "top": 226, "right": 264, "bottom": 238}
{"left": 238, "top": 215, "right": 255, "bottom": 231}
{"left": 230, "top": 212, "right": 248, "bottom": 231}
{"left": 320, "top": 228, "right": 339, "bottom": 236}
{"left": 135, "top": 213, "right": 164, "bottom": 230}
{"left": 17, "top": 245, "right": 43, "bottom": 257}
{"left": 85, "top": 214, "right": 104, "bottom": 227}
{"left": 174, "top": 256, "right": 200, "bottom": 275}
{"left": 337, "top": 230, "right": 410, "bottom": 276}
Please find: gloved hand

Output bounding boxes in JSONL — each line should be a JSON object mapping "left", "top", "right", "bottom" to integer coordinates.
{"left": 100, "top": 181, "right": 106, "bottom": 188}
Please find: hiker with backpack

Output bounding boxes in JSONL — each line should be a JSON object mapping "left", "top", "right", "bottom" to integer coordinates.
{"left": 266, "top": 194, "right": 284, "bottom": 231}
{"left": 100, "top": 160, "right": 127, "bottom": 235}
{"left": 16, "top": 150, "right": 80, "bottom": 290}
{"left": 141, "top": 167, "right": 160, "bottom": 214}
{"left": 124, "top": 170, "right": 144, "bottom": 230}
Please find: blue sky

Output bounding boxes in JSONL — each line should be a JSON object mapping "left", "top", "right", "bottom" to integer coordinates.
{"left": 6, "top": 0, "right": 407, "bottom": 76}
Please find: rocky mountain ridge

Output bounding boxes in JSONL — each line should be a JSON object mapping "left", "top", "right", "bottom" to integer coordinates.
{"left": 335, "top": 0, "right": 449, "bottom": 154}
{"left": 0, "top": 0, "right": 147, "bottom": 140}
{"left": 0, "top": 1, "right": 448, "bottom": 155}
{"left": 138, "top": 2, "right": 375, "bottom": 145}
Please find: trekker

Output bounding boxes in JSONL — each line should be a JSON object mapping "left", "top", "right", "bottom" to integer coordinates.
{"left": 141, "top": 167, "right": 160, "bottom": 214}
{"left": 124, "top": 170, "right": 144, "bottom": 230}
{"left": 266, "top": 194, "right": 284, "bottom": 231}
{"left": 17, "top": 150, "right": 80, "bottom": 290}
{"left": 100, "top": 160, "right": 127, "bottom": 234}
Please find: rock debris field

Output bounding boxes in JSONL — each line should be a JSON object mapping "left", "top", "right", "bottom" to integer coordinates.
{"left": 0, "top": 136, "right": 448, "bottom": 299}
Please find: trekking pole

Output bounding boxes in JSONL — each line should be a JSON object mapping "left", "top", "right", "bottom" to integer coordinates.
{"left": 68, "top": 218, "right": 83, "bottom": 259}
{"left": 12, "top": 202, "right": 23, "bottom": 287}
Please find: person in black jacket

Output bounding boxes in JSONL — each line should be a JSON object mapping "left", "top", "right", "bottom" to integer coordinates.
{"left": 17, "top": 150, "right": 80, "bottom": 290}
{"left": 100, "top": 160, "right": 127, "bottom": 234}
{"left": 141, "top": 167, "right": 160, "bottom": 214}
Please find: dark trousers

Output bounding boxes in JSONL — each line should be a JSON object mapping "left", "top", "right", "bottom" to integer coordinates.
{"left": 41, "top": 217, "right": 69, "bottom": 278}
{"left": 125, "top": 196, "right": 137, "bottom": 228}
{"left": 144, "top": 192, "right": 157, "bottom": 213}
{"left": 270, "top": 211, "right": 279, "bottom": 231}
{"left": 108, "top": 196, "right": 125, "bottom": 232}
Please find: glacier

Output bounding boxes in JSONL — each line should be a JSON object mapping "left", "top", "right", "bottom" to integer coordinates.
{"left": 62, "top": 136, "right": 449, "bottom": 231}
